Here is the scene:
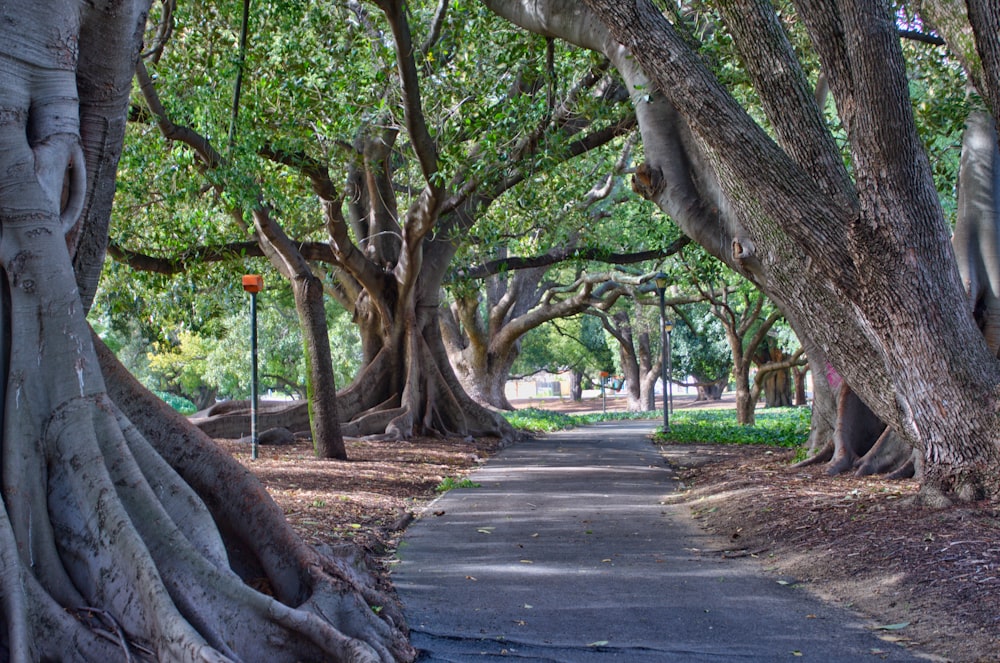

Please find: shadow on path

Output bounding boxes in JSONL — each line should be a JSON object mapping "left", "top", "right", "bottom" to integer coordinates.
{"left": 393, "top": 421, "right": 927, "bottom": 662}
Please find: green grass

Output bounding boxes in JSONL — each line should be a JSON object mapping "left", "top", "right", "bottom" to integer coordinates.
{"left": 501, "top": 408, "right": 580, "bottom": 432}
{"left": 503, "top": 405, "right": 810, "bottom": 449}
{"left": 435, "top": 476, "right": 481, "bottom": 492}
{"left": 501, "top": 407, "right": 658, "bottom": 432}
{"left": 654, "top": 407, "right": 810, "bottom": 447}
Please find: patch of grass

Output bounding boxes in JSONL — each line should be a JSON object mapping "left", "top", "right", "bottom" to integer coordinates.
{"left": 653, "top": 407, "right": 810, "bottom": 448}
{"left": 503, "top": 404, "right": 809, "bottom": 450}
{"left": 435, "top": 476, "right": 481, "bottom": 493}
{"left": 503, "top": 408, "right": 658, "bottom": 432}
{"left": 502, "top": 408, "right": 578, "bottom": 432}
{"left": 572, "top": 410, "right": 657, "bottom": 425}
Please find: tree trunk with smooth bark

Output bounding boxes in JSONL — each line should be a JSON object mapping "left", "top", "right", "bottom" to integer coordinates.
{"left": 0, "top": 3, "right": 412, "bottom": 660}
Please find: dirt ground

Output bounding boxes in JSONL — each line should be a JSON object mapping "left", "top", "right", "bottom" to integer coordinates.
{"left": 221, "top": 396, "right": 999, "bottom": 663}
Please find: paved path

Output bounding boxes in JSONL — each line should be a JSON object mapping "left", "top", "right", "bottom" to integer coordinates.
{"left": 393, "top": 421, "right": 927, "bottom": 662}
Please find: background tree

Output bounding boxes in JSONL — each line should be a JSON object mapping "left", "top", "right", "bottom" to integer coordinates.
{"left": 687, "top": 262, "right": 795, "bottom": 425}
{"left": 592, "top": 297, "right": 660, "bottom": 411}
{"left": 440, "top": 134, "right": 685, "bottom": 410}
{"left": 510, "top": 315, "right": 615, "bottom": 400}
{"left": 753, "top": 323, "right": 805, "bottom": 409}
{"left": 668, "top": 305, "right": 732, "bottom": 401}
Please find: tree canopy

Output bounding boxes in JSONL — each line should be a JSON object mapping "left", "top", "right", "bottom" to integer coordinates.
{"left": 4, "top": 0, "right": 1000, "bottom": 659}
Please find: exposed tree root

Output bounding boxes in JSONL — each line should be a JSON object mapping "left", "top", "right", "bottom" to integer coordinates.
{"left": 196, "top": 332, "right": 515, "bottom": 444}
{"left": 853, "top": 430, "right": 912, "bottom": 477}
{"left": 97, "top": 336, "right": 415, "bottom": 661}
{"left": 792, "top": 439, "right": 833, "bottom": 468}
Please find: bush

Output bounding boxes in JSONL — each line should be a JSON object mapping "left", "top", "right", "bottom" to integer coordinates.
{"left": 154, "top": 390, "right": 198, "bottom": 415}
{"left": 654, "top": 407, "right": 810, "bottom": 448}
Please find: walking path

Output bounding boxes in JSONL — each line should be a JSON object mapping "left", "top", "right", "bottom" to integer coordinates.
{"left": 393, "top": 421, "right": 928, "bottom": 662}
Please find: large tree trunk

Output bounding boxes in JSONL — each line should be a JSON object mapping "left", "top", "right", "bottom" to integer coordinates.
{"left": 334, "top": 261, "right": 511, "bottom": 441}
{"left": 489, "top": 0, "right": 1000, "bottom": 501}
{"left": 442, "top": 263, "right": 624, "bottom": 412}
{"left": 732, "top": 356, "right": 756, "bottom": 425}
{"left": 252, "top": 207, "right": 346, "bottom": 459}
{"left": 792, "top": 365, "right": 809, "bottom": 406}
{"left": 0, "top": 3, "right": 411, "bottom": 660}
{"left": 601, "top": 309, "right": 660, "bottom": 412}
{"left": 695, "top": 382, "right": 724, "bottom": 401}
{"left": 441, "top": 291, "right": 519, "bottom": 411}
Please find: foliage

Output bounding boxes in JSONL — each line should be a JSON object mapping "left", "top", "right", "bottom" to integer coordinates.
{"left": 667, "top": 303, "right": 732, "bottom": 386}
{"left": 434, "top": 476, "right": 481, "bottom": 492}
{"left": 512, "top": 315, "right": 614, "bottom": 379}
{"left": 572, "top": 410, "right": 655, "bottom": 424}
{"left": 93, "top": 273, "right": 362, "bottom": 402}
{"left": 152, "top": 390, "right": 198, "bottom": 415}
{"left": 653, "top": 407, "right": 811, "bottom": 448}
{"left": 501, "top": 407, "right": 579, "bottom": 432}
{"left": 501, "top": 404, "right": 808, "bottom": 448}
{"left": 503, "top": 407, "right": 663, "bottom": 432}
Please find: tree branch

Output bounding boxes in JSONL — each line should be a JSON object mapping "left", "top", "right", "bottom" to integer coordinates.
{"left": 454, "top": 231, "right": 688, "bottom": 282}
{"left": 107, "top": 241, "right": 264, "bottom": 274}
{"left": 377, "top": 0, "right": 441, "bottom": 189}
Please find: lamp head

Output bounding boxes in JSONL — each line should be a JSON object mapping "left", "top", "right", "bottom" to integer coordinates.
{"left": 242, "top": 274, "right": 264, "bottom": 293}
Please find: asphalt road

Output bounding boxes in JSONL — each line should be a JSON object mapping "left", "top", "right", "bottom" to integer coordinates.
{"left": 393, "top": 421, "right": 928, "bottom": 662}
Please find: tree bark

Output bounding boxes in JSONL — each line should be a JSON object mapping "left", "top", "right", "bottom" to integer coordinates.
{"left": 0, "top": 3, "right": 412, "bottom": 659}
{"left": 490, "top": 0, "right": 1000, "bottom": 500}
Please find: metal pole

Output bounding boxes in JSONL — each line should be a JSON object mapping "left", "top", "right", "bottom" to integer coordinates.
{"left": 250, "top": 290, "right": 259, "bottom": 460}
{"left": 658, "top": 286, "right": 669, "bottom": 432}
{"left": 667, "top": 329, "right": 673, "bottom": 418}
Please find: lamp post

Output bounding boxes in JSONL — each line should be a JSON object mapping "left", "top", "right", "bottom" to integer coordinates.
{"left": 664, "top": 319, "right": 674, "bottom": 419}
{"left": 242, "top": 274, "right": 263, "bottom": 459}
{"left": 599, "top": 371, "right": 609, "bottom": 413}
{"left": 654, "top": 273, "right": 669, "bottom": 432}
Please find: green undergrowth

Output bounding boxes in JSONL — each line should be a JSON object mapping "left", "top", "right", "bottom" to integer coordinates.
{"left": 502, "top": 408, "right": 580, "bottom": 432}
{"left": 654, "top": 407, "right": 810, "bottom": 448}
{"left": 502, "top": 407, "right": 656, "bottom": 432}
{"left": 435, "top": 477, "right": 481, "bottom": 492}
{"left": 155, "top": 391, "right": 197, "bottom": 415}
{"left": 504, "top": 405, "right": 810, "bottom": 449}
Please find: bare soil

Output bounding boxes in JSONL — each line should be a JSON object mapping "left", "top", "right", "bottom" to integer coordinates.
{"left": 221, "top": 396, "right": 999, "bottom": 663}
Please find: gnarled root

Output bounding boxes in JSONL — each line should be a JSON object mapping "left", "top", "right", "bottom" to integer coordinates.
{"left": 96, "top": 335, "right": 415, "bottom": 661}
{"left": 853, "top": 429, "right": 913, "bottom": 477}
{"left": 792, "top": 441, "right": 833, "bottom": 467}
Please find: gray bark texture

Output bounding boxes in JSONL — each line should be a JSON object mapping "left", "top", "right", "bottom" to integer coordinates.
{"left": 486, "top": 0, "right": 1000, "bottom": 500}
{"left": 0, "top": 3, "right": 412, "bottom": 660}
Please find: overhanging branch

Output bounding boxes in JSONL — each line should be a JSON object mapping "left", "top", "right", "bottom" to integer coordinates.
{"left": 453, "top": 235, "right": 689, "bottom": 281}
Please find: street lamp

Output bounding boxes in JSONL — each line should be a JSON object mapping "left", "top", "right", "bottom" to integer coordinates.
{"left": 242, "top": 274, "right": 264, "bottom": 460}
{"left": 654, "top": 272, "right": 669, "bottom": 432}
{"left": 664, "top": 319, "right": 674, "bottom": 421}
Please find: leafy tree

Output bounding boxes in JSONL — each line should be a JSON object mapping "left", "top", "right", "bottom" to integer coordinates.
{"left": 0, "top": 2, "right": 409, "bottom": 658}
{"left": 146, "top": 330, "right": 219, "bottom": 408}
{"left": 490, "top": 0, "right": 1000, "bottom": 501}
{"left": 440, "top": 134, "right": 690, "bottom": 410}
{"left": 679, "top": 246, "right": 803, "bottom": 424}
{"left": 668, "top": 305, "right": 732, "bottom": 401}
{"left": 119, "top": 0, "right": 651, "bottom": 446}
{"left": 512, "top": 315, "right": 615, "bottom": 399}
